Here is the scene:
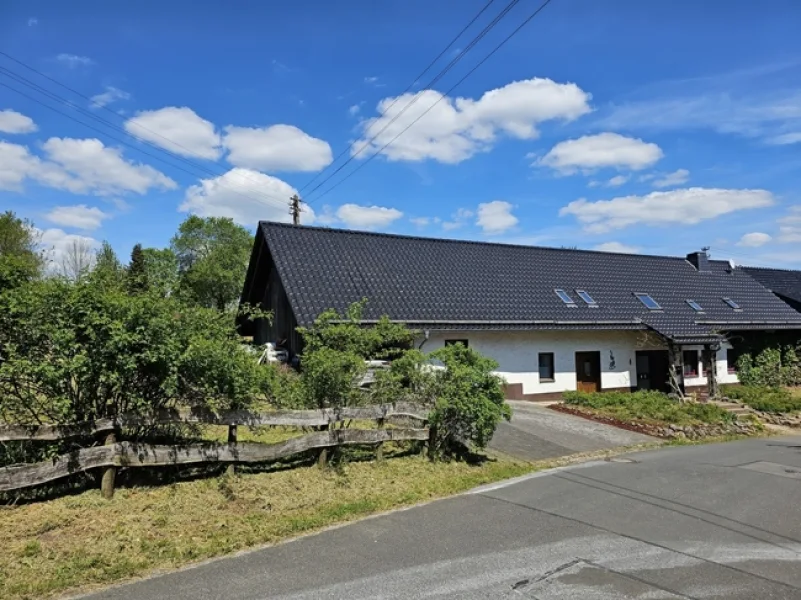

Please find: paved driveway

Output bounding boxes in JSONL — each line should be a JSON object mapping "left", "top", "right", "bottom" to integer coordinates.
{"left": 489, "top": 400, "right": 654, "bottom": 461}
{"left": 82, "top": 436, "right": 801, "bottom": 599}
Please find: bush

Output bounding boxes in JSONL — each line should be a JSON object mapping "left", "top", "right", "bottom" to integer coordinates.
{"left": 563, "top": 390, "right": 733, "bottom": 425}
{"left": 737, "top": 346, "right": 801, "bottom": 388}
{"left": 297, "top": 300, "right": 415, "bottom": 360}
{"left": 427, "top": 343, "right": 511, "bottom": 456}
{"left": 0, "top": 278, "right": 267, "bottom": 424}
{"left": 722, "top": 385, "right": 801, "bottom": 413}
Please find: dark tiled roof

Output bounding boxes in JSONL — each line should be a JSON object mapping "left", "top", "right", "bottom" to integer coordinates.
{"left": 247, "top": 222, "right": 801, "bottom": 339}
{"left": 743, "top": 266, "right": 801, "bottom": 307}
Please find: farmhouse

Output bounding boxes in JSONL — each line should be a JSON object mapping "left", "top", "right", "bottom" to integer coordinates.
{"left": 240, "top": 222, "right": 801, "bottom": 400}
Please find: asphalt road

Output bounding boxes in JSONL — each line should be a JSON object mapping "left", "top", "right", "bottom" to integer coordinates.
{"left": 489, "top": 400, "right": 654, "bottom": 461}
{"left": 81, "top": 436, "right": 801, "bottom": 599}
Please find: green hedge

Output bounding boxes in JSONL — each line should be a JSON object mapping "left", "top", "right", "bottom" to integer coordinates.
{"left": 722, "top": 385, "right": 801, "bottom": 414}
{"left": 562, "top": 390, "right": 734, "bottom": 425}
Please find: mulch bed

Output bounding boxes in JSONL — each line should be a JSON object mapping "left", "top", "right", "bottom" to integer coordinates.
{"left": 549, "top": 403, "right": 666, "bottom": 438}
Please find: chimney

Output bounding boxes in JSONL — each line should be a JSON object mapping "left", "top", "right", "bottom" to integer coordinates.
{"left": 686, "top": 249, "right": 710, "bottom": 273}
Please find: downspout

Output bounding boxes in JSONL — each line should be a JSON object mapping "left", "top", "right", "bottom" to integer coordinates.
{"left": 418, "top": 329, "right": 431, "bottom": 351}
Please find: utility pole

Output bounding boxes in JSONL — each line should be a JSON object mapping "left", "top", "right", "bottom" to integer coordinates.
{"left": 290, "top": 194, "right": 302, "bottom": 225}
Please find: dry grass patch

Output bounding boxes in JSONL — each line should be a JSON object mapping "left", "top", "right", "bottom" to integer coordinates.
{"left": 0, "top": 453, "right": 530, "bottom": 600}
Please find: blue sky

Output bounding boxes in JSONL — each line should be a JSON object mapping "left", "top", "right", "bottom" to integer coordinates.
{"left": 1, "top": 0, "right": 800, "bottom": 268}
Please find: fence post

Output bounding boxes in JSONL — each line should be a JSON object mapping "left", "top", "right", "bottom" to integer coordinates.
{"left": 376, "top": 417, "right": 385, "bottom": 461}
{"left": 101, "top": 432, "right": 116, "bottom": 499}
{"left": 227, "top": 424, "right": 237, "bottom": 476}
{"left": 318, "top": 423, "right": 330, "bottom": 468}
{"left": 425, "top": 426, "right": 436, "bottom": 460}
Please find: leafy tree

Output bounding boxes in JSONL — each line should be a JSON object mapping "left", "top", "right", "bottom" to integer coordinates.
{"left": 0, "top": 211, "right": 44, "bottom": 290}
{"left": 171, "top": 215, "right": 253, "bottom": 310}
{"left": 127, "top": 243, "right": 148, "bottom": 294}
{"left": 90, "top": 241, "right": 124, "bottom": 291}
{"left": 142, "top": 247, "right": 179, "bottom": 298}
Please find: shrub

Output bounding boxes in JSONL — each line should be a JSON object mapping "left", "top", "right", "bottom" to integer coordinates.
{"left": 0, "top": 278, "right": 266, "bottom": 424}
{"left": 736, "top": 346, "right": 801, "bottom": 388}
{"left": 297, "top": 300, "right": 415, "bottom": 360}
{"left": 427, "top": 343, "right": 511, "bottom": 456}
{"left": 563, "top": 390, "right": 733, "bottom": 425}
{"left": 722, "top": 385, "right": 801, "bottom": 413}
{"left": 299, "top": 346, "right": 366, "bottom": 409}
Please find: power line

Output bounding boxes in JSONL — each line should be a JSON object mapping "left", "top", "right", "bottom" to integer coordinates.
{"left": 1, "top": 79, "right": 294, "bottom": 214}
{"left": 297, "top": 0, "right": 499, "bottom": 195}
{"left": 0, "top": 50, "right": 226, "bottom": 168}
{"left": 307, "top": 0, "right": 554, "bottom": 205}
{"left": 303, "top": 0, "right": 525, "bottom": 202}
{"left": 0, "top": 57, "right": 292, "bottom": 210}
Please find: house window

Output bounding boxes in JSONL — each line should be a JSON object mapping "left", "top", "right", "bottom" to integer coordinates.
{"left": 727, "top": 348, "right": 739, "bottom": 374}
{"left": 686, "top": 299, "right": 704, "bottom": 312}
{"left": 445, "top": 339, "right": 469, "bottom": 348}
{"left": 635, "top": 293, "right": 662, "bottom": 310}
{"left": 555, "top": 289, "right": 577, "bottom": 307}
{"left": 576, "top": 290, "right": 598, "bottom": 307}
{"left": 722, "top": 297, "right": 741, "bottom": 310}
{"left": 682, "top": 350, "right": 699, "bottom": 377}
{"left": 538, "top": 353, "right": 555, "bottom": 382}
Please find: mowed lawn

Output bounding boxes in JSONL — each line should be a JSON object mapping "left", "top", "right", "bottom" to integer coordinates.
{"left": 0, "top": 452, "right": 531, "bottom": 600}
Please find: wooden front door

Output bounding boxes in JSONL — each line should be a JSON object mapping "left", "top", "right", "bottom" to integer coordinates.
{"left": 575, "top": 351, "right": 602, "bottom": 393}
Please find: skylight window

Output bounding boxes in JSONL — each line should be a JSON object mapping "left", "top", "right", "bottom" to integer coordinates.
{"left": 555, "top": 289, "right": 577, "bottom": 306}
{"left": 576, "top": 290, "right": 598, "bottom": 307}
{"left": 723, "top": 297, "right": 741, "bottom": 310}
{"left": 635, "top": 293, "right": 662, "bottom": 310}
{"left": 686, "top": 300, "right": 704, "bottom": 312}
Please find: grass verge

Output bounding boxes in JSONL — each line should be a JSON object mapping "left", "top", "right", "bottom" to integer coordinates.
{"left": 722, "top": 385, "right": 801, "bottom": 414}
{"left": 0, "top": 452, "right": 530, "bottom": 600}
{"left": 562, "top": 390, "right": 734, "bottom": 426}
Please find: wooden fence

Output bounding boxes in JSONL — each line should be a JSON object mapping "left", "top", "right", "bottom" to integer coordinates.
{"left": 0, "top": 402, "right": 431, "bottom": 499}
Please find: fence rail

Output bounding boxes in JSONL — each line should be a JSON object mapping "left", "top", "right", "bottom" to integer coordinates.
{"left": 0, "top": 428, "right": 429, "bottom": 493}
{"left": 0, "top": 402, "right": 429, "bottom": 442}
{"left": 0, "top": 403, "right": 432, "bottom": 497}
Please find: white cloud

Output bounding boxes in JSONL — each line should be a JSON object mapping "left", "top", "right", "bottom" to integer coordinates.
{"left": 354, "top": 77, "right": 592, "bottom": 164}
{"left": 560, "top": 187, "right": 774, "bottom": 233}
{"left": 181, "top": 168, "right": 311, "bottom": 226}
{"left": 778, "top": 206, "right": 801, "bottom": 243}
{"left": 539, "top": 133, "right": 663, "bottom": 173}
{"left": 737, "top": 232, "right": 772, "bottom": 247}
{"left": 28, "top": 17, "right": 38, "bottom": 26}
{"left": 410, "top": 217, "right": 430, "bottom": 227}
{"left": 590, "top": 174, "right": 629, "bottom": 188}
{"left": 335, "top": 204, "right": 403, "bottom": 229}
{"left": 364, "top": 76, "right": 380, "bottom": 84}
{"left": 593, "top": 241, "right": 641, "bottom": 254}
{"left": 349, "top": 104, "right": 362, "bottom": 116}
{"left": 442, "top": 208, "right": 474, "bottom": 231}
{"left": 0, "top": 138, "right": 176, "bottom": 196}
{"left": 43, "top": 137, "right": 176, "bottom": 195}
{"left": 38, "top": 228, "right": 99, "bottom": 270}
{"left": 56, "top": 53, "right": 93, "bottom": 68}
{"left": 223, "top": 124, "right": 332, "bottom": 172}
{"left": 606, "top": 175, "right": 629, "bottom": 187}
{"left": 652, "top": 168, "right": 690, "bottom": 188}
{"left": 125, "top": 107, "right": 221, "bottom": 160}
{"left": 767, "top": 132, "right": 801, "bottom": 145}
{"left": 476, "top": 200, "right": 518, "bottom": 234}
{"left": 90, "top": 86, "right": 130, "bottom": 109}
{"left": 0, "top": 109, "right": 37, "bottom": 134}
{"left": 597, "top": 89, "right": 801, "bottom": 143}
{"left": 45, "top": 204, "right": 110, "bottom": 231}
